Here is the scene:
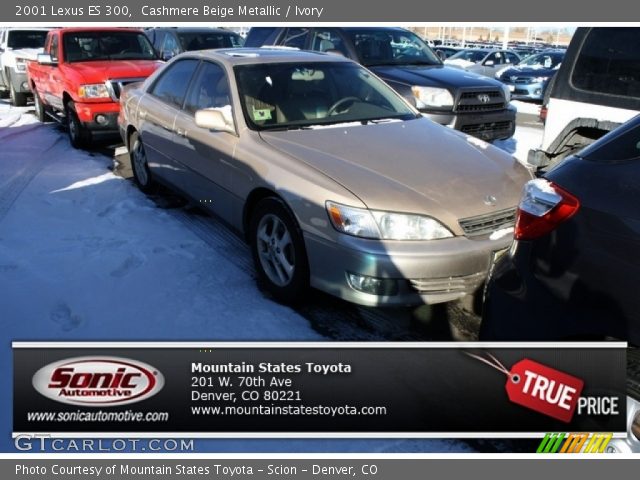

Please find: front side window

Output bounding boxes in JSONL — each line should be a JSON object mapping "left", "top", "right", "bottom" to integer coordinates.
{"left": 234, "top": 61, "right": 417, "bottom": 130}
{"left": 150, "top": 59, "right": 198, "bottom": 107}
{"left": 448, "top": 49, "right": 487, "bottom": 63}
{"left": 184, "top": 62, "right": 230, "bottom": 114}
{"left": 50, "top": 34, "right": 59, "bottom": 62}
{"left": 162, "top": 34, "right": 181, "bottom": 56}
{"left": 572, "top": 27, "right": 640, "bottom": 99}
{"left": 63, "top": 31, "right": 157, "bottom": 63}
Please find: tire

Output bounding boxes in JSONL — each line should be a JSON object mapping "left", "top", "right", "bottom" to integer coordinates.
{"left": 0, "top": 89, "right": 8, "bottom": 99}
{"left": 8, "top": 73, "right": 27, "bottom": 107}
{"left": 66, "top": 101, "right": 91, "bottom": 149}
{"left": 129, "top": 131, "right": 157, "bottom": 194}
{"left": 249, "top": 197, "right": 309, "bottom": 304}
{"left": 33, "top": 89, "right": 50, "bottom": 123}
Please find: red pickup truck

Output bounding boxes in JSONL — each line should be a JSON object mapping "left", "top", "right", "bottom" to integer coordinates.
{"left": 28, "top": 27, "right": 163, "bottom": 148}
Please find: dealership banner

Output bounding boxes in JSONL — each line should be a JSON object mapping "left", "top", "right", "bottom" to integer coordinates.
{"left": 13, "top": 342, "right": 627, "bottom": 437}
{"left": 3, "top": 0, "right": 639, "bottom": 22}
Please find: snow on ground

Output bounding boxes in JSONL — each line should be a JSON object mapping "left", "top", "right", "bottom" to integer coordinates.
{"left": 494, "top": 124, "right": 543, "bottom": 166}
{"left": 0, "top": 99, "right": 479, "bottom": 453}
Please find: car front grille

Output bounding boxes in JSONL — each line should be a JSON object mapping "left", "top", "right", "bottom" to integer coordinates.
{"left": 105, "top": 78, "right": 146, "bottom": 101}
{"left": 455, "top": 89, "right": 505, "bottom": 113}
{"left": 409, "top": 272, "right": 485, "bottom": 294}
{"left": 459, "top": 207, "right": 517, "bottom": 237}
{"left": 460, "top": 120, "right": 513, "bottom": 139}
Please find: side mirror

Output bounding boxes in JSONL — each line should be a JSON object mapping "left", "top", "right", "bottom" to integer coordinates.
{"left": 195, "top": 108, "right": 235, "bottom": 134}
{"left": 37, "top": 53, "right": 56, "bottom": 65}
{"left": 484, "top": 60, "right": 495, "bottom": 66}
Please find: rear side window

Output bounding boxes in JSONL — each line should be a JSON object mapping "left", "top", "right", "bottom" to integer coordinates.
{"left": 150, "top": 59, "right": 198, "bottom": 108}
{"left": 579, "top": 118, "right": 640, "bottom": 162}
{"left": 572, "top": 28, "right": 640, "bottom": 99}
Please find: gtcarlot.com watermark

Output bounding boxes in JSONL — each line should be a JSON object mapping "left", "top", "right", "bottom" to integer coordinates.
{"left": 14, "top": 435, "right": 194, "bottom": 452}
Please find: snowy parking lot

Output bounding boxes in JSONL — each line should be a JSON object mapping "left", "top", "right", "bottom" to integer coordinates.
{"left": 0, "top": 99, "right": 542, "bottom": 452}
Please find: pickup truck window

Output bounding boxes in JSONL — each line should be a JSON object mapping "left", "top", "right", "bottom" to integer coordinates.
{"left": 150, "top": 58, "right": 198, "bottom": 108}
{"left": 63, "top": 31, "right": 156, "bottom": 63}
{"left": 7, "top": 30, "right": 48, "bottom": 49}
{"left": 346, "top": 29, "right": 441, "bottom": 68}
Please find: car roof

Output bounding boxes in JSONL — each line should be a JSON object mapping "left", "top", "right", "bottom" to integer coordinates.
{"left": 5, "top": 27, "right": 51, "bottom": 32}
{"left": 149, "top": 27, "right": 239, "bottom": 35}
{"left": 183, "top": 48, "right": 353, "bottom": 65}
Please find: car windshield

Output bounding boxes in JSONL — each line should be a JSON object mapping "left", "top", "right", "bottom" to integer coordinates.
{"left": 63, "top": 31, "right": 157, "bottom": 62}
{"left": 521, "top": 52, "right": 564, "bottom": 68}
{"left": 448, "top": 50, "right": 487, "bottom": 63}
{"left": 234, "top": 61, "right": 418, "bottom": 131}
{"left": 7, "top": 30, "right": 48, "bottom": 49}
{"left": 344, "top": 29, "right": 441, "bottom": 67}
{"left": 177, "top": 32, "right": 244, "bottom": 51}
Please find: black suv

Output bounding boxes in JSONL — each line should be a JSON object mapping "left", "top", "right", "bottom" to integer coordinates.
{"left": 245, "top": 27, "right": 516, "bottom": 141}
{"left": 146, "top": 27, "right": 244, "bottom": 61}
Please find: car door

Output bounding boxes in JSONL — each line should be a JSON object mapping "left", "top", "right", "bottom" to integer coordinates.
{"left": 137, "top": 58, "right": 199, "bottom": 188}
{"left": 171, "top": 60, "right": 239, "bottom": 224}
{"left": 480, "top": 51, "right": 504, "bottom": 76}
{"left": 41, "top": 33, "right": 62, "bottom": 110}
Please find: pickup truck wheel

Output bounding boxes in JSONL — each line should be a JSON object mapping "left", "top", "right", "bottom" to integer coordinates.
{"left": 66, "top": 102, "right": 91, "bottom": 149}
{"left": 33, "top": 90, "right": 50, "bottom": 123}
{"left": 250, "top": 198, "right": 309, "bottom": 304}
{"left": 8, "top": 74, "right": 27, "bottom": 107}
{"left": 129, "top": 131, "right": 157, "bottom": 194}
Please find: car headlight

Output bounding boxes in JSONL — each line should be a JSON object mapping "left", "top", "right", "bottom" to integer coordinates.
{"left": 411, "top": 86, "right": 454, "bottom": 108}
{"left": 501, "top": 84, "right": 511, "bottom": 103}
{"left": 15, "top": 58, "right": 27, "bottom": 72}
{"left": 326, "top": 202, "right": 453, "bottom": 240}
{"left": 78, "top": 84, "right": 110, "bottom": 99}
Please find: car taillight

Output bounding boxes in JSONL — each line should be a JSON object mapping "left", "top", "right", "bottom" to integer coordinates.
{"left": 514, "top": 179, "right": 580, "bottom": 240}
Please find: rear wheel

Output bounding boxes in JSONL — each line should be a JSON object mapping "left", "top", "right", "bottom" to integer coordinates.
{"left": 66, "top": 101, "right": 91, "bottom": 149}
{"left": 249, "top": 197, "right": 309, "bottom": 304}
{"left": 129, "top": 131, "right": 157, "bottom": 194}
{"left": 33, "top": 89, "right": 50, "bottom": 123}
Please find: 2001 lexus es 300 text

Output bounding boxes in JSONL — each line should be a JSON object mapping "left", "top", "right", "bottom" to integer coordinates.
{"left": 118, "top": 48, "right": 532, "bottom": 306}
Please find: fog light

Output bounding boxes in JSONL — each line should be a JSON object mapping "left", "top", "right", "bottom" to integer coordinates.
{"left": 95, "top": 114, "right": 108, "bottom": 125}
{"left": 347, "top": 273, "right": 398, "bottom": 296}
{"left": 534, "top": 89, "right": 542, "bottom": 95}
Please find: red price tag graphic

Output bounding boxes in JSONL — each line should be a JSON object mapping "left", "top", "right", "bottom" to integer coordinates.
{"left": 466, "top": 353, "right": 584, "bottom": 423}
{"left": 507, "top": 359, "right": 584, "bottom": 423}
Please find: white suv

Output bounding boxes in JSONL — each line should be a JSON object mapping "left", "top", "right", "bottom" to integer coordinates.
{"left": 0, "top": 28, "right": 50, "bottom": 106}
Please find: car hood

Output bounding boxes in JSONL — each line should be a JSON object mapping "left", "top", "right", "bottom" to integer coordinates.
{"left": 10, "top": 48, "right": 43, "bottom": 60}
{"left": 259, "top": 118, "right": 531, "bottom": 233}
{"left": 67, "top": 60, "right": 163, "bottom": 83}
{"left": 499, "top": 66, "right": 557, "bottom": 78}
{"left": 370, "top": 64, "right": 500, "bottom": 89}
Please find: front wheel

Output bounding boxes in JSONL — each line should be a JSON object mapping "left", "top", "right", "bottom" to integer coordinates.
{"left": 66, "top": 101, "right": 91, "bottom": 149}
{"left": 8, "top": 73, "right": 27, "bottom": 107}
{"left": 250, "top": 198, "right": 309, "bottom": 304}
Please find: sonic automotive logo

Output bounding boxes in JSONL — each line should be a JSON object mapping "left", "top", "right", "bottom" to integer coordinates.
{"left": 32, "top": 357, "right": 164, "bottom": 406}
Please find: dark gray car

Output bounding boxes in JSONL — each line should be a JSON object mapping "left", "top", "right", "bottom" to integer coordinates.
{"left": 245, "top": 27, "right": 516, "bottom": 141}
{"left": 146, "top": 27, "right": 244, "bottom": 61}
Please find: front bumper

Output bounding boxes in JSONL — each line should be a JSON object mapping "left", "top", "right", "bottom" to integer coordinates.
{"left": 74, "top": 101, "right": 120, "bottom": 132}
{"left": 304, "top": 230, "right": 513, "bottom": 307}
{"left": 501, "top": 81, "right": 545, "bottom": 101}
{"left": 422, "top": 105, "right": 516, "bottom": 141}
{"left": 9, "top": 70, "right": 31, "bottom": 93}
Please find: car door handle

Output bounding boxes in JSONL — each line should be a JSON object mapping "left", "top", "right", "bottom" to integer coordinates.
{"left": 175, "top": 128, "right": 186, "bottom": 137}
{"left": 139, "top": 110, "right": 147, "bottom": 119}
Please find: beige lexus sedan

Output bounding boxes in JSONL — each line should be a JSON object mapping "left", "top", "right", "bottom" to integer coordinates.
{"left": 118, "top": 48, "right": 532, "bottom": 306}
